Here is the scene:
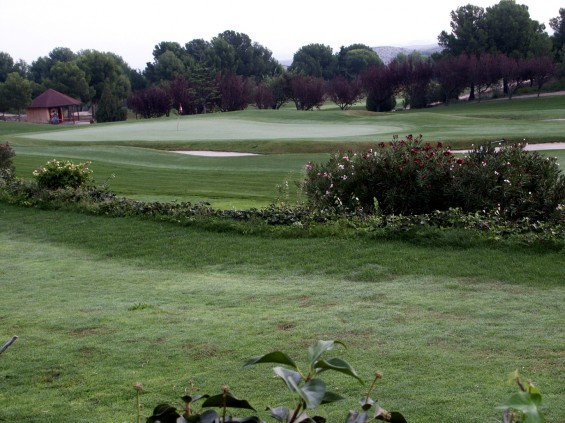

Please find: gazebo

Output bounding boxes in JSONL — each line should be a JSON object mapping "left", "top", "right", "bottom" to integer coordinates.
{"left": 27, "top": 88, "right": 82, "bottom": 124}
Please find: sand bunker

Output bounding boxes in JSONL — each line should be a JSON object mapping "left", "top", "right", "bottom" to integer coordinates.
{"left": 172, "top": 150, "right": 259, "bottom": 157}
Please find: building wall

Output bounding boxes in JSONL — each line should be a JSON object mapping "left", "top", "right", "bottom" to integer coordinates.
{"left": 26, "top": 108, "right": 51, "bottom": 124}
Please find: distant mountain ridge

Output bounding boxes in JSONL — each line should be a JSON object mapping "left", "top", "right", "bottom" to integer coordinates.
{"left": 277, "top": 44, "right": 442, "bottom": 67}
{"left": 372, "top": 44, "right": 442, "bottom": 63}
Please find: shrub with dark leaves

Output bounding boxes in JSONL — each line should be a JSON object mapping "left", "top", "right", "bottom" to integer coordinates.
{"left": 449, "top": 143, "right": 565, "bottom": 219}
{"left": 0, "top": 143, "right": 15, "bottom": 181}
{"left": 304, "top": 137, "right": 565, "bottom": 220}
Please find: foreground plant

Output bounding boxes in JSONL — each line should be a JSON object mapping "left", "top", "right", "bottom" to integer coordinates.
{"left": 144, "top": 340, "right": 406, "bottom": 423}
{"left": 499, "top": 370, "right": 545, "bottom": 423}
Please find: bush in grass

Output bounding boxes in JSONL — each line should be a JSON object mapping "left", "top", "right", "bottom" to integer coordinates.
{"left": 303, "top": 135, "right": 457, "bottom": 215}
{"left": 449, "top": 142, "right": 565, "bottom": 220}
{"left": 32, "top": 159, "right": 93, "bottom": 190}
{"left": 303, "top": 136, "right": 565, "bottom": 220}
{"left": 0, "top": 143, "right": 15, "bottom": 181}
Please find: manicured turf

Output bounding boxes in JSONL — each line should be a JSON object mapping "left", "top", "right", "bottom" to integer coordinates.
{"left": 0, "top": 204, "right": 564, "bottom": 422}
{"left": 4, "top": 95, "right": 565, "bottom": 207}
{"left": 1, "top": 96, "right": 564, "bottom": 422}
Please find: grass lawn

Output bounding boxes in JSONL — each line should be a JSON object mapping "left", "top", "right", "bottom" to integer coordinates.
{"left": 3, "top": 95, "right": 565, "bottom": 207}
{"left": 1, "top": 96, "right": 565, "bottom": 422}
{"left": 0, "top": 204, "right": 564, "bottom": 422}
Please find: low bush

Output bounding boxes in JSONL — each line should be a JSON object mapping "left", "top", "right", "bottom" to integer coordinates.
{"left": 0, "top": 142, "right": 15, "bottom": 181}
{"left": 449, "top": 142, "right": 565, "bottom": 220}
{"left": 1, "top": 155, "right": 564, "bottom": 248}
{"left": 142, "top": 340, "right": 407, "bottom": 423}
{"left": 303, "top": 135, "right": 460, "bottom": 215}
{"left": 303, "top": 136, "right": 565, "bottom": 220}
{"left": 32, "top": 159, "right": 93, "bottom": 190}
{"left": 139, "top": 341, "right": 545, "bottom": 423}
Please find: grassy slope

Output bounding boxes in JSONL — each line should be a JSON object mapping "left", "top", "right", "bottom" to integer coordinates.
{"left": 1, "top": 97, "right": 565, "bottom": 421}
{"left": 3, "top": 95, "right": 565, "bottom": 207}
{"left": 0, "top": 204, "right": 564, "bottom": 423}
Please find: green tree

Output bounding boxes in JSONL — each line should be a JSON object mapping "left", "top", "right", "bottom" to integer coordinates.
{"left": 0, "top": 52, "right": 15, "bottom": 83}
{"left": 44, "top": 61, "right": 91, "bottom": 102}
{"left": 145, "top": 41, "right": 192, "bottom": 83}
{"left": 188, "top": 63, "right": 220, "bottom": 113}
{"left": 29, "top": 55, "right": 52, "bottom": 84}
{"left": 152, "top": 50, "right": 187, "bottom": 82}
{"left": 438, "top": 4, "right": 488, "bottom": 57}
{"left": 152, "top": 41, "right": 187, "bottom": 62}
{"left": 215, "top": 30, "right": 282, "bottom": 79}
{"left": 185, "top": 38, "right": 211, "bottom": 63}
{"left": 95, "top": 83, "right": 127, "bottom": 122}
{"left": 1, "top": 72, "right": 32, "bottom": 119}
{"left": 77, "top": 50, "right": 131, "bottom": 114}
{"left": 290, "top": 44, "right": 336, "bottom": 80}
{"left": 0, "top": 83, "right": 9, "bottom": 118}
{"left": 207, "top": 37, "right": 238, "bottom": 74}
{"left": 12, "top": 59, "right": 29, "bottom": 79}
{"left": 29, "top": 47, "right": 76, "bottom": 84}
{"left": 336, "top": 44, "right": 382, "bottom": 80}
{"left": 550, "top": 8, "right": 565, "bottom": 61}
{"left": 484, "top": 0, "right": 547, "bottom": 58}
{"left": 48, "top": 47, "right": 77, "bottom": 63}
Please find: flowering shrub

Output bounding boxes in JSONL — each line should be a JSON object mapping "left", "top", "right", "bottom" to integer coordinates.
{"left": 303, "top": 136, "right": 565, "bottom": 220}
{"left": 0, "top": 143, "right": 15, "bottom": 181}
{"left": 32, "top": 159, "right": 93, "bottom": 190}
{"left": 449, "top": 142, "right": 565, "bottom": 220}
{"left": 303, "top": 135, "right": 458, "bottom": 215}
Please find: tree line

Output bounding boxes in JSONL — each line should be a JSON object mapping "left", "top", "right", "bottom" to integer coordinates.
{"left": 1, "top": 1, "right": 565, "bottom": 121}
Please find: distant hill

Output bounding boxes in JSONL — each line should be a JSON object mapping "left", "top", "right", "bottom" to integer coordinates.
{"left": 372, "top": 44, "right": 442, "bottom": 64}
{"left": 277, "top": 44, "right": 442, "bottom": 67}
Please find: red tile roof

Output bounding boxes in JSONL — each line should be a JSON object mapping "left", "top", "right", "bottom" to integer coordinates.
{"left": 30, "top": 88, "right": 81, "bottom": 108}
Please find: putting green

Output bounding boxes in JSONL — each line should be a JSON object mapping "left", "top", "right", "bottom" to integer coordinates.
{"left": 19, "top": 117, "right": 401, "bottom": 142}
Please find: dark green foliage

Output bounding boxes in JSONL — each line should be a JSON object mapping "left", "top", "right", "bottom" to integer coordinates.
{"left": 303, "top": 135, "right": 456, "bottom": 214}
{"left": 128, "top": 86, "right": 171, "bottom": 118}
{"left": 96, "top": 84, "right": 128, "bottom": 122}
{"left": 0, "top": 142, "right": 15, "bottom": 180}
{"left": 1, "top": 159, "right": 564, "bottom": 247}
{"left": 303, "top": 136, "right": 565, "bottom": 220}
{"left": 450, "top": 142, "right": 565, "bottom": 220}
{"left": 144, "top": 341, "right": 405, "bottom": 423}
{"left": 289, "top": 44, "right": 336, "bottom": 80}
{"left": 365, "top": 92, "right": 396, "bottom": 112}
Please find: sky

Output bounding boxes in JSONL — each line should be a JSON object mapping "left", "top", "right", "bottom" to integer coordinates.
{"left": 1, "top": 0, "right": 563, "bottom": 70}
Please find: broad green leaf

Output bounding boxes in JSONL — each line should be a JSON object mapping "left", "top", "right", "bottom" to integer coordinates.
{"left": 201, "top": 392, "right": 256, "bottom": 410}
{"left": 300, "top": 378, "right": 327, "bottom": 409}
{"left": 499, "top": 392, "right": 544, "bottom": 423}
{"left": 314, "top": 358, "right": 364, "bottom": 384}
{"left": 307, "top": 340, "right": 345, "bottom": 366}
{"left": 273, "top": 366, "right": 303, "bottom": 395}
{"left": 243, "top": 351, "right": 297, "bottom": 369}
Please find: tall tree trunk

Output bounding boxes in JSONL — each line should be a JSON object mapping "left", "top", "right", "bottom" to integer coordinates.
{"left": 468, "top": 85, "right": 475, "bottom": 101}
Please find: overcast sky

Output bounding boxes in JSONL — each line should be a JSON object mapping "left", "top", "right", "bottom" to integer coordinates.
{"left": 1, "top": 0, "right": 563, "bottom": 70}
